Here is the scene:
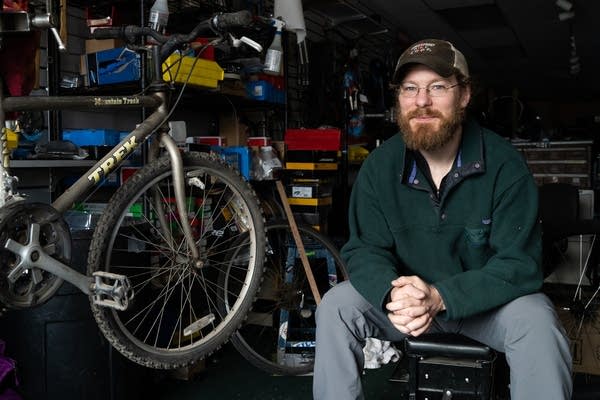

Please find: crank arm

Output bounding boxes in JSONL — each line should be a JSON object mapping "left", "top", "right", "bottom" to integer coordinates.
{"left": 4, "top": 223, "right": 93, "bottom": 295}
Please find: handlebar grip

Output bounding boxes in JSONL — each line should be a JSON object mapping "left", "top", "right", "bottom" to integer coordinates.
{"left": 91, "top": 27, "right": 125, "bottom": 40}
{"left": 213, "top": 10, "right": 252, "bottom": 30}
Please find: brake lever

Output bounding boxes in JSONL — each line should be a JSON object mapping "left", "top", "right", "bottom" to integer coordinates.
{"left": 228, "top": 34, "right": 263, "bottom": 53}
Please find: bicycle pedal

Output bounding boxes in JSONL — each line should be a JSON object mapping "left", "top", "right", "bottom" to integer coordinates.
{"left": 91, "top": 271, "right": 134, "bottom": 311}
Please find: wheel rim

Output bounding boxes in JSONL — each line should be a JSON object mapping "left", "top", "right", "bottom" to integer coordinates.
{"left": 100, "top": 163, "right": 261, "bottom": 355}
{"left": 225, "top": 222, "right": 347, "bottom": 374}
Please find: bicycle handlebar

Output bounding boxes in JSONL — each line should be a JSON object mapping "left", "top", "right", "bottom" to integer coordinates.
{"left": 210, "top": 10, "right": 253, "bottom": 31}
{"left": 91, "top": 10, "right": 253, "bottom": 61}
{"left": 92, "top": 10, "right": 252, "bottom": 46}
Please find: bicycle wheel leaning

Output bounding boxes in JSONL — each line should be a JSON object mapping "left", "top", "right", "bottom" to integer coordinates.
{"left": 87, "top": 151, "right": 265, "bottom": 369}
{"left": 222, "top": 220, "right": 348, "bottom": 375}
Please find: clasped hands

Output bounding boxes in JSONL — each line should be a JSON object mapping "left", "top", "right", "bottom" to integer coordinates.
{"left": 385, "top": 275, "right": 445, "bottom": 337}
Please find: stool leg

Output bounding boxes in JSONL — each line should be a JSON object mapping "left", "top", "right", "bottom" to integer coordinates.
{"left": 407, "top": 356, "right": 418, "bottom": 400}
{"left": 441, "top": 389, "right": 453, "bottom": 400}
{"left": 482, "top": 360, "right": 493, "bottom": 400}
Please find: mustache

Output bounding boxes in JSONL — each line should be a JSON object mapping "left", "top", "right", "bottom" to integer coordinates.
{"left": 405, "top": 109, "right": 444, "bottom": 119}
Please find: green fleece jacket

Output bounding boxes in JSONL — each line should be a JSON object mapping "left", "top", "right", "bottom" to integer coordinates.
{"left": 341, "top": 119, "right": 543, "bottom": 320}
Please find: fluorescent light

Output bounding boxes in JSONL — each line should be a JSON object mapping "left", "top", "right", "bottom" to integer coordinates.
{"left": 555, "top": 0, "right": 573, "bottom": 11}
{"left": 558, "top": 11, "right": 575, "bottom": 21}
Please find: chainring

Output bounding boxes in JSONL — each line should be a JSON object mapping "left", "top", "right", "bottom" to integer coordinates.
{"left": 0, "top": 201, "right": 71, "bottom": 309}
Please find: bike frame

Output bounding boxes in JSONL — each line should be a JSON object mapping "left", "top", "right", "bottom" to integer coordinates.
{"left": 0, "top": 45, "right": 200, "bottom": 296}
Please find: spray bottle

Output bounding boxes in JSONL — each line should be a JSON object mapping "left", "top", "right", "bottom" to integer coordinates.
{"left": 263, "top": 18, "right": 286, "bottom": 75}
{"left": 148, "top": 0, "right": 169, "bottom": 33}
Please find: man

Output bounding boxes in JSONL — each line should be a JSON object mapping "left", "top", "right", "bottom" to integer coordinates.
{"left": 313, "top": 39, "right": 572, "bottom": 400}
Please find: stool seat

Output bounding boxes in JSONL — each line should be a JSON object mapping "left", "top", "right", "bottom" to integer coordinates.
{"left": 405, "top": 333, "right": 495, "bottom": 360}
{"left": 394, "top": 333, "right": 498, "bottom": 400}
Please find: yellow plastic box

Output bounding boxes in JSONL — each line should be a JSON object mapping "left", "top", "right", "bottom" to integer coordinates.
{"left": 162, "top": 53, "right": 224, "bottom": 89}
{"left": 3, "top": 128, "right": 19, "bottom": 150}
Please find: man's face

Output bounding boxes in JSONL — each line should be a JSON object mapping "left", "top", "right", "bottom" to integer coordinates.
{"left": 397, "top": 65, "right": 471, "bottom": 151}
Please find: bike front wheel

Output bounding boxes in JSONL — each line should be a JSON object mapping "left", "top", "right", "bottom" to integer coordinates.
{"left": 87, "top": 152, "right": 265, "bottom": 369}
{"left": 224, "top": 221, "right": 348, "bottom": 375}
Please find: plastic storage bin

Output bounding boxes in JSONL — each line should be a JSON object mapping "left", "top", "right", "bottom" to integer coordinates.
{"left": 162, "top": 53, "right": 224, "bottom": 89}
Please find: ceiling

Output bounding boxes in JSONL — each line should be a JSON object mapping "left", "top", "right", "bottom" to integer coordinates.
{"left": 307, "top": 0, "right": 600, "bottom": 102}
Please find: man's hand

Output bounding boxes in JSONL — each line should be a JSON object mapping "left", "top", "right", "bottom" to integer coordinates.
{"left": 385, "top": 275, "right": 446, "bottom": 337}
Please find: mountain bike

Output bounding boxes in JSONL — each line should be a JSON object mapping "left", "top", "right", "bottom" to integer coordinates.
{"left": 0, "top": 7, "right": 266, "bottom": 369}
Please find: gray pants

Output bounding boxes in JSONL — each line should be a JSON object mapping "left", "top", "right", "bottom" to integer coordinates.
{"left": 313, "top": 281, "right": 572, "bottom": 400}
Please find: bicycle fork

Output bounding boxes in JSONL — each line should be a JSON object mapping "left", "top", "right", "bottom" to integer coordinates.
{"left": 156, "top": 132, "right": 200, "bottom": 263}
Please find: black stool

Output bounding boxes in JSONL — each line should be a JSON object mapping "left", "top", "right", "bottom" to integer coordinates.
{"left": 391, "top": 333, "right": 498, "bottom": 400}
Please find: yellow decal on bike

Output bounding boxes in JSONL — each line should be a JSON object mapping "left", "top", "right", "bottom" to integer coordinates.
{"left": 87, "top": 136, "right": 137, "bottom": 184}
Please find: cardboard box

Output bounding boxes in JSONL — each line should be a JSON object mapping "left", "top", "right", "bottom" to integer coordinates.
{"left": 219, "top": 111, "right": 247, "bottom": 147}
{"left": 85, "top": 39, "right": 124, "bottom": 54}
{"left": 556, "top": 306, "right": 600, "bottom": 375}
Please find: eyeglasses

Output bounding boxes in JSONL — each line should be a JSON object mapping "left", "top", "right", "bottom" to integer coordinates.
{"left": 398, "top": 83, "right": 460, "bottom": 98}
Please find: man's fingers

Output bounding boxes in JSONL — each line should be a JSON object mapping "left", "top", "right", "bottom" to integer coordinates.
{"left": 392, "top": 275, "right": 428, "bottom": 292}
{"left": 387, "top": 313, "right": 412, "bottom": 326}
{"left": 389, "top": 283, "right": 426, "bottom": 301}
{"left": 410, "top": 324, "right": 431, "bottom": 337}
{"left": 386, "top": 296, "right": 421, "bottom": 312}
{"left": 388, "top": 313, "right": 413, "bottom": 334}
{"left": 405, "top": 314, "right": 431, "bottom": 335}
{"left": 387, "top": 312, "right": 432, "bottom": 336}
{"left": 394, "top": 306, "right": 428, "bottom": 318}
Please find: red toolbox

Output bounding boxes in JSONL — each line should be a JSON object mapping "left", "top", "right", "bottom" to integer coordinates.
{"left": 285, "top": 128, "right": 341, "bottom": 151}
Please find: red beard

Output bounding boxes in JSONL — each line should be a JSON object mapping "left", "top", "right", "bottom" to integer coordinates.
{"left": 398, "top": 107, "right": 465, "bottom": 151}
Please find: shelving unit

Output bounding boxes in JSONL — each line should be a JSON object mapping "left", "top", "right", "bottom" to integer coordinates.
{"left": 7, "top": 1, "right": 288, "bottom": 203}
{"left": 2, "top": 3, "right": 288, "bottom": 400}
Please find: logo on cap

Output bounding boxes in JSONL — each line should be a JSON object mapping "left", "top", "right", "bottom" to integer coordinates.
{"left": 409, "top": 43, "right": 436, "bottom": 55}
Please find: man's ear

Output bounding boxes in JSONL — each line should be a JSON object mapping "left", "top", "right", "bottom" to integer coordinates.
{"left": 460, "top": 85, "right": 471, "bottom": 109}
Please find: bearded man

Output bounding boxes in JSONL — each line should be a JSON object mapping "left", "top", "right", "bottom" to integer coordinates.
{"left": 312, "top": 39, "right": 572, "bottom": 400}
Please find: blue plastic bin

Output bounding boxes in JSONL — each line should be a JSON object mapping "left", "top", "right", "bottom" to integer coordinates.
{"left": 63, "top": 129, "right": 120, "bottom": 146}
{"left": 219, "top": 146, "right": 251, "bottom": 180}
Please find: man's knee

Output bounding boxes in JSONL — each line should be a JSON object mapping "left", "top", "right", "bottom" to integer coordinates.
{"left": 317, "top": 281, "right": 359, "bottom": 320}
{"left": 503, "top": 293, "right": 566, "bottom": 341}
{"left": 316, "top": 281, "right": 374, "bottom": 330}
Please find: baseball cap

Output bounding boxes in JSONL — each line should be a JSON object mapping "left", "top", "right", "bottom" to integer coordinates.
{"left": 391, "top": 39, "right": 469, "bottom": 84}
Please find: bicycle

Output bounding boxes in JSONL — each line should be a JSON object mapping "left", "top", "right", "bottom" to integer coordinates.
{"left": 0, "top": 6, "right": 267, "bottom": 369}
{"left": 222, "top": 178, "right": 349, "bottom": 375}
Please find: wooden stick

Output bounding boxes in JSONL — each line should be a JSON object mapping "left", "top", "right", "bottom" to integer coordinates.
{"left": 275, "top": 180, "right": 321, "bottom": 304}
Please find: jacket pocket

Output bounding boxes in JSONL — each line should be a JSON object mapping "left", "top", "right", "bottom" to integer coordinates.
{"left": 464, "top": 225, "right": 491, "bottom": 247}
{"left": 461, "top": 224, "right": 492, "bottom": 268}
